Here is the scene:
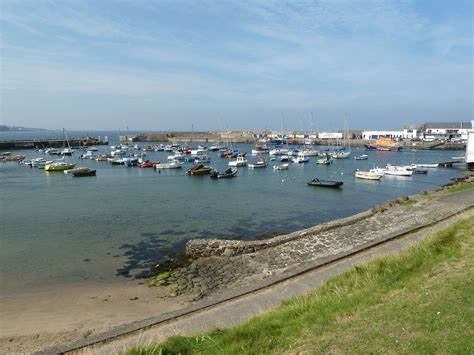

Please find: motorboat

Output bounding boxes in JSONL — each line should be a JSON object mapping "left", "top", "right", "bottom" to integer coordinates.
{"left": 138, "top": 161, "right": 160, "bottom": 168}
{"left": 269, "top": 148, "right": 289, "bottom": 156}
{"left": 155, "top": 161, "right": 183, "bottom": 169}
{"left": 316, "top": 157, "right": 332, "bottom": 165}
{"left": 298, "top": 149, "right": 319, "bottom": 157}
{"left": 229, "top": 155, "right": 247, "bottom": 167}
{"left": 273, "top": 164, "right": 289, "bottom": 170}
{"left": 292, "top": 156, "right": 309, "bottom": 163}
{"left": 355, "top": 171, "right": 382, "bottom": 180}
{"left": 44, "top": 162, "right": 76, "bottom": 171}
{"left": 210, "top": 167, "right": 238, "bottom": 179}
{"left": 72, "top": 168, "right": 96, "bottom": 177}
{"left": 209, "top": 143, "right": 223, "bottom": 151}
{"left": 80, "top": 151, "right": 96, "bottom": 160}
{"left": 167, "top": 153, "right": 186, "bottom": 161}
{"left": 45, "top": 148, "right": 61, "bottom": 155}
{"left": 61, "top": 148, "right": 74, "bottom": 156}
{"left": 307, "top": 178, "right": 343, "bottom": 188}
{"left": 331, "top": 151, "right": 351, "bottom": 159}
{"left": 369, "top": 168, "right": 386, "bottom": 176}
{"left": 194, "top": 155, "right": 211, "bottom": 164}
{"left": 251, "top": 144, "right": 270, "bottom": 155}
{"left": 86, "top": 146, "right": 98, "bottom": 152}
{"left": 187, "top": 163, "right": 212, "bottom": 175}
{"left": 64, "top": 167, "right": 90, "bottom": 174}
{"left": 385, "top": 165, "right": 413, "bottom": 176}
{"left": 248, "top": 157, "right": 268, "bottom": 168}
{"left": 355, "top": 154, "right": 368, "bottom": 160}
{"left": 280, "top": 155, "right": 290, "bottom": 162}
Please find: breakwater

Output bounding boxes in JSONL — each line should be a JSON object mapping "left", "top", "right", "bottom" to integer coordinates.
{"left": 0, "top": 136, "right": 108, "bottom": 150}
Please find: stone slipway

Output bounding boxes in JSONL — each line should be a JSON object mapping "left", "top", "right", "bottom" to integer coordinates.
{"left": 45, "top": 187, "right": 473, "bottom": 354}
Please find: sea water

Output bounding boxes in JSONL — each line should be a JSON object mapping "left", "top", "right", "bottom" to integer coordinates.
{"left": 0, "top": 131, "right": 466, "bottom": 294}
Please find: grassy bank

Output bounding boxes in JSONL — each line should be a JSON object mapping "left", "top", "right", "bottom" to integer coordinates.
{"left": 128, "top": 214, "right": 474, "bottom": 354}
{"left": 446, "top": 180, "right": 474, "bottom": 193}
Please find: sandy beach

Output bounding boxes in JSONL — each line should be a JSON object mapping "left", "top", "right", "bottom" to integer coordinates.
{"left": 0, "top": 280, "right": 186, "bottom": 353}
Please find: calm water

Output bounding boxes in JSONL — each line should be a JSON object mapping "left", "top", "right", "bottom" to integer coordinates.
{"left": 0, "top": 132, "right": 466, "bottom": 294}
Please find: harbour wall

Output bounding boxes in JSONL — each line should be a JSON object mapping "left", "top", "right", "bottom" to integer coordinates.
{"left": 0, "top": 137, "right": 107, "bottom": 150}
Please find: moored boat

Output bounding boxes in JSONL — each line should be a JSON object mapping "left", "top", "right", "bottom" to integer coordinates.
{"left": 72, "top": 168, "right": 96, "bottom": 177}
{"left": 316, "top": 157, "right": 332, "bottom": 165}
{"left": 187, "top": 163, "right": 212, "bottom": 175}
{"left": 248, "top": 156, "right": 268, "bottom": 168}
{"left": 155, "top": 161, "right": 183, "bottom": 169}
{"left": 229, "top": 155, "right": 247, "bottom": 167}
{"left": 273, "top": 163, "right": 289, "bottom": 170}
{"left": 210, "top": 167, "right": 238, "bottom": 179}
{"left": 307, "top": 178, "right": 343, "bottom": 188}
{"left": 44, "top": 162, "right": 76, "bottom": 171}
{"left": 364, "top": 137, "right": 402, "bottom": 151}
{"left": 355, "top": 171, "right": 383, "bottom": 180}
{"left": 355, "top": 154, "right": 368, "bottom": 160}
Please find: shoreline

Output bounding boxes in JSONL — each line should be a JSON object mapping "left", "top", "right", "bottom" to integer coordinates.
{"left": 1, "top": 175, "right": 472, "bottom": 353}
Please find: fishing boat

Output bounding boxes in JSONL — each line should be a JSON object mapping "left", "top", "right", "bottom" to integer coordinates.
{"left": 229, "top": 155, "right": 247, "bottom": 167}
{"left": 280, "top": 155, "right": 290, "bottom": 162}
{"left": 44, "top": 162, "right": 76, "bottom": 171}
{"left": 307, "top": 178, "right": 343, "bottom": 188}
{"left": 209, "top": 143, "right": 223, "bottom": 151}
{"left": 364, "top": 137, "right": 402, "bottom": 151}
{"left": 251, "top": 144, "right": 270, "bottom": 155}
{"left": 269, "top": 148, "right": 289, "bottom": 156}
{"left": 63, "top": 167, "right": 89, "bottom": 174}
{"left": 155, "top": 161, "right": 183, "bottom": 169}
{"left": 385, "top": 165, "right": 413, "bottom": 176}
{"left": 273, "top": 164, "right": 289, "bottom": 170}
{"left": 138, "top": 161, "right": 160, "bottom": 168}
{"left": 210, "top": 167, "right": 238, "bottom": 179}
{"left": 72, "top": 168, "right": 96, "bottom": 177}
{"left": 187, "top": 163, "right": 212, "bottom": 175}
{"left": 316, "top": 157, "right": 332, "bottom": 165}
{"left": 355, "top": 171, "right": 382, "bottom": 180}
{"left": 331, "top": 151, "right": 351, "bottom": 159}
{"left": 248, "top": 156, "right": 268, "bottom": 168}
{"left": 355, "top": 154, "right": 368, "bottom": 160}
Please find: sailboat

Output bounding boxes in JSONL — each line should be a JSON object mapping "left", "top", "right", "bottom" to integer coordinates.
{"left": 331, "top": 115, "right": 351, "bottom": 159}
{"left": 45, "top": 129, "right": 76, "bottom": 171}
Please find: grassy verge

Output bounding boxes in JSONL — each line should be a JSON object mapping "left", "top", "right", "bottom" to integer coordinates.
{"left": 127, "top": 214, "right": 474, "bottom": 354}
{"left": 445, "top": 181, "right": 474, "bottom": 193}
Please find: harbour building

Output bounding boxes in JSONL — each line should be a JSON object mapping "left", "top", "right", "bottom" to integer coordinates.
{"left": 419, "top": 122, "right": 472, "bottom": 141}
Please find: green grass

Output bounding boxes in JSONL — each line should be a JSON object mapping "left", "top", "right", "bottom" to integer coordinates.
{"left": 127, "top": 215, "right": 474, "bottom": 355}
{"left": 445, "top": 181, "right": 474, "bottom": 193}
{"left": 399, "top": 198, "right": 417, "bottom": 206}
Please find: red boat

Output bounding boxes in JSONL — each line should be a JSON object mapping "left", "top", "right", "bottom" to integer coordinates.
{"left": 138, "top": 161, "right": 160, "bottom": 168}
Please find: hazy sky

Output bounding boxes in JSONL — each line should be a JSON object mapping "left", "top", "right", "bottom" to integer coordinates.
{"left": 1, "top": 0, "right": 472, "bottom": 131}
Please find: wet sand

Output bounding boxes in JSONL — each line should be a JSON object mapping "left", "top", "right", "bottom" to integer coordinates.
{"left": 0, "top": 280, "right": 186, "bottom": 353}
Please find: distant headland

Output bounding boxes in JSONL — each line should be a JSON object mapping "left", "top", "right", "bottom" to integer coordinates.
{"left": 0, "top": 125, "right": 47, "bottom": 132}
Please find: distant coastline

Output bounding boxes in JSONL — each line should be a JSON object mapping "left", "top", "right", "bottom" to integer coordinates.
{"left": 0, "top": 125, "right": 47, "bottom": 132}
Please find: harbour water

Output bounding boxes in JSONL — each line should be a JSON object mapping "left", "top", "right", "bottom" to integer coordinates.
{"left": 0, "top": 131, "right": 466, "bottom": 295}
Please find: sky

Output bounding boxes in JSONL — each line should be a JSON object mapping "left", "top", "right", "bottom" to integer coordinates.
{"left": 0, "top": 0, "right": 472, "bottom": 131}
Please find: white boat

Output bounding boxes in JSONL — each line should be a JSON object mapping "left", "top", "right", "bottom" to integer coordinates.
{"left": 251, "top": 144, "right": 270, "bottom": 155}
{"left": 355, "top": 171, "right": 382, "bottom": 180}
{"left": 209, "top": 143, "right": 222, "bottom": 151}
{"left": 167, "top": 152, "right": 186, "bottom": 161}
{"left": 385, "top": 165, "right": 413, "bottom": 176}
{"left": 248, "top": 157, "right": 268, "bottom": 168}
{"left": 355, "top": 154, "right": 368, "bottom": 160}
{"left": 369, "top": 168, "right": 386, "bottom": 177}
{"left": 331, "top": 151, "right": 351, "bottom": 159}
{"left": 87, "top": 146, "right": 98, "bottom": 152}
{"left": 194, "top": 155, "right": 211, "bottom": 163}
{"left": 229, "top": 155, "right": 247, "bottom": 167}
{"left": 292, "top": 156, "right": 309, "bottom": 163}
{"left": 298, "top": 149, "right": 319, "bottom": 157}
{"left": 81, "top": 151, "right": 96, "bottom": 159}
{"left": 269, "top": 148, "right": 289, "bottom": 156}
{"left": 155, "top": 161, "right": 183, "bottom": 169}
{"left": 280, "top": 155, "right": 290, "bottom": 162}
{"left": 273, "top": 163, "right": 289, "bottom": 170}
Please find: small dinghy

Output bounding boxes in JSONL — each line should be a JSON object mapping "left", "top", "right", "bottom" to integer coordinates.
{"left": 355, "top": 154, "right": 368, "bottom": 160}
{"left": 72, "top": 168, "right": 96, "bottom": 177}
{"left": 307, "top": 178, "right": 343, "bottom": 188}
{"left": 273, "top": 163, "right": 289, "bottom": 170}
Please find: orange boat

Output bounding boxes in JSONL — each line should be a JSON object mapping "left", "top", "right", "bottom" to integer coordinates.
{"left": 364, "top": 137, "right": 402, "bottom": 151}
{"left": 138, "top": 161, "right": 160, "bottom": 168}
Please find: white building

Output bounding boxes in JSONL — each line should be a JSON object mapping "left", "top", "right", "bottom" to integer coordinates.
{"left": 318, "top": 132, "right": 343, "bottom": 139}
{"left": 422, "top": 122, "right": 472, "bottom": 141}
{"left": 403, "top": 125, "right": 418, "bottom": 139}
